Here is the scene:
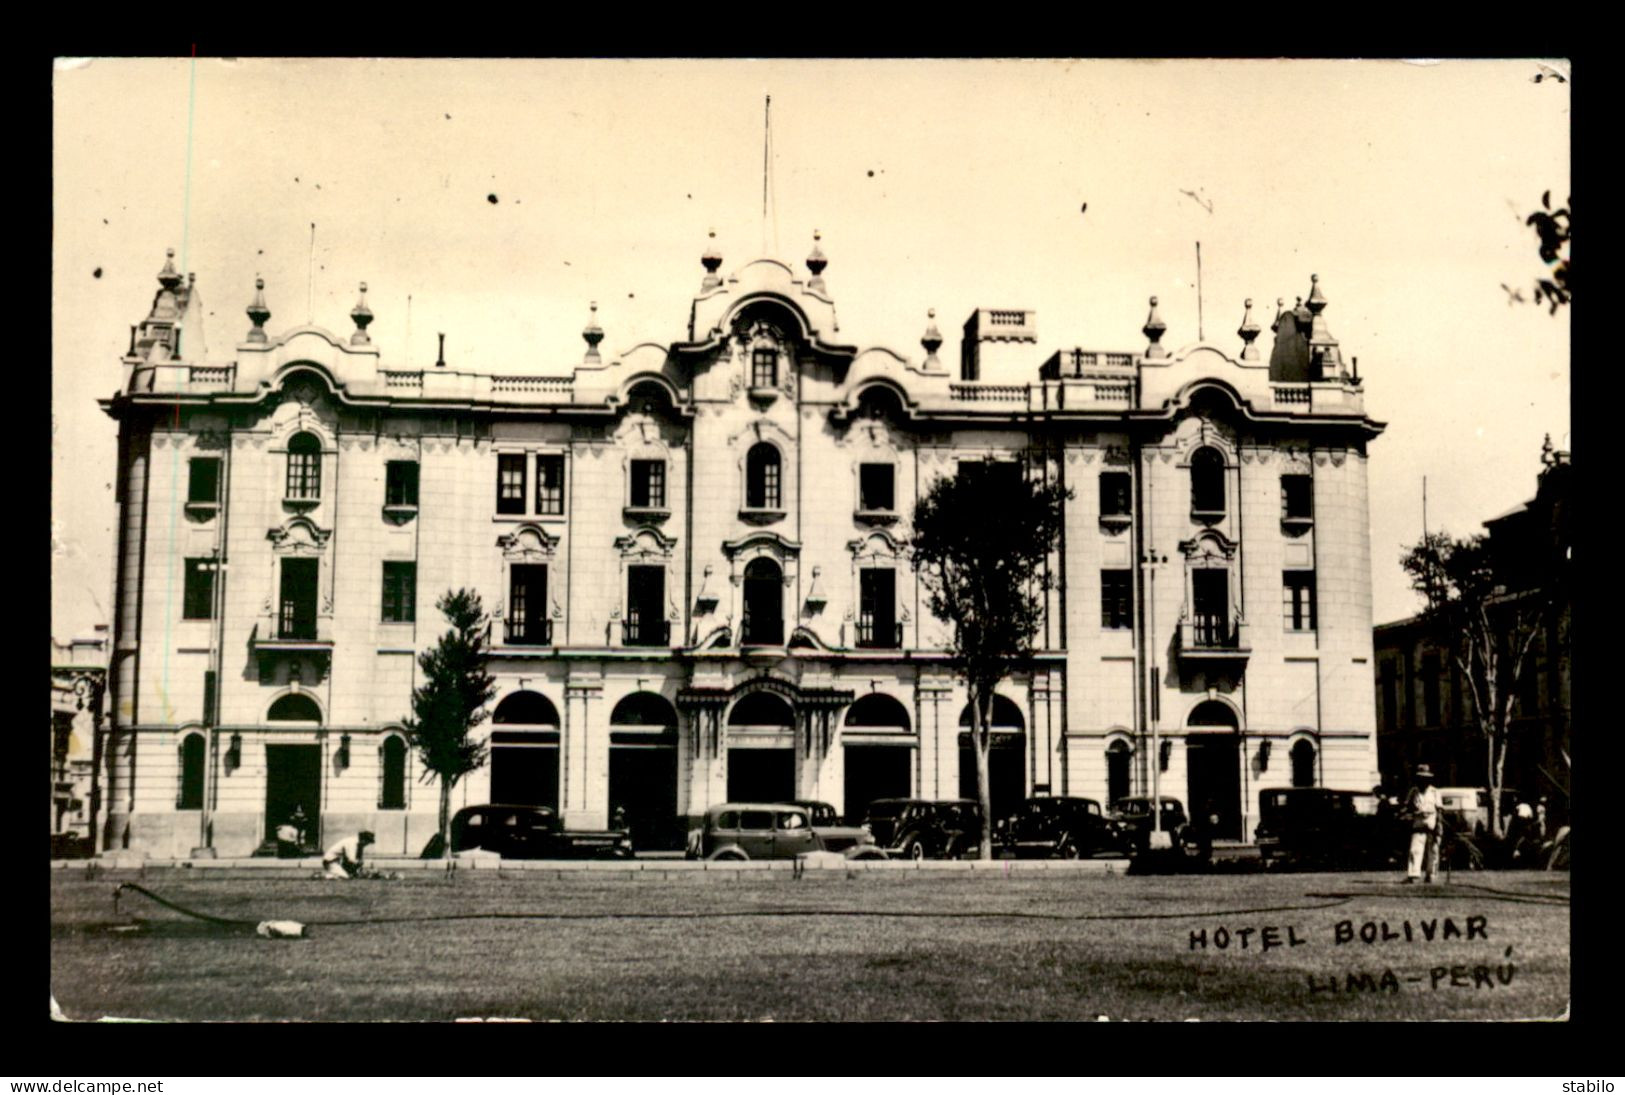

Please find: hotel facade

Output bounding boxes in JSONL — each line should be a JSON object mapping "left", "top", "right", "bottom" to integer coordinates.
{"left": 96, "top": 237, "right": 1385, "bottom": 857}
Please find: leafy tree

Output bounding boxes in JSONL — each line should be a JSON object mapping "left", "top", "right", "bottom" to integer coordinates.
{"left": 403, "top": 589, "right": 498, "bottom": 857}
{"left": 909, "top": 460, "right": 1070, "bottom": 860}
{"left": 1400, "top": 533, "right": 1560, "bottom": 838}
{"left": 1526, "top": 191, "right": 1570, "bottom": 313}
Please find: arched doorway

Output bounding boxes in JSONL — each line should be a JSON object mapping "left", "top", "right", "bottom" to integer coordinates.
{"left": 843, "top": 693, "right": 913, "bottom": 822}
{"left": 1186, "top": 700, "right": 1241, "bottom": 840}
{"left": 726, "top": 691, "right": 795, "bottom": 801}
{"left": 958, "top": 695, "right": 1027, "bottom": 821}
{"left": 265, "top": 693, "right": 323, "bottom": 850}
{"left": 742, "top": 558, "right": 784, "bottom": 645}
{"left": 490, "top": 690, "right": 560, "bottom": 809}
{"left": 1291, "top": 738, "right": 1317, "bottom": 788}
{"left": 609, "top": 692, "right": 680, "bottom": 849}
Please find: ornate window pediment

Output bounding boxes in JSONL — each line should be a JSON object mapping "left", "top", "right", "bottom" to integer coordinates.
{"left": 497, "top": 524, "right": 559, "bottom": 562}
{"left": 1179, "top": 529, "right": 1239, "bottom": 564}
{"left": 614, "top": 527, "right": 678, "bottom": 560}
{"left": 267, "top": 517, "right": 330, "bottom": 555}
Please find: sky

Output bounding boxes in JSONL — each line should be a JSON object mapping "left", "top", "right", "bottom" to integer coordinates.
{"left": 51, "top": 57, "right": 1570, "bottom": 640}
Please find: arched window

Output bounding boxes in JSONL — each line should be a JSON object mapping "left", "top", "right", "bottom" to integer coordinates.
{"left": 1106, "top": 739, "right": 1132, "bottom": 806}
{"left": 610, "top": 692, "right": 678, "bottom": 729}
{"left": 267, "top": 693, "right": 323, "bottom": 722}
{"left": 746, "top": 443, "right": 782, "bottom": 509}
{"left": 742, "top": 557, "right": 784, "bottom": 645}
{"left": 1291, "top": 739, "right": 1317, "bottom": 788}
{"left": 380, "top": 735, "right": 407, "bottom": 809}
{"left": 958, "top": 695, "right": 1027, "bottom": 732}
{"left": 728, "top": 691, "right": 794, "bottom": 728}
{"left": 751, "top": 346, "right": 778, "bottom": 389}
{"left": 1190, "top": 446, "right": 1225, "bottom": 516}
{"left": 286, "top": 432, "right": 322, "bottom": 500}
{"left": 493, "top": 690, "right": 561, "bottom": 726}
{"left": 844, "top": 693, "right": 911, "bottom": 732}
{"left": 177, "top": 732, "right": 205, "bottom": 809}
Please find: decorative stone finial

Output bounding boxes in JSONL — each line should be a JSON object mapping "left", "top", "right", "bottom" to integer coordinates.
{"left": 1305, "top": 273, "right": 1327, "bottom": 314}
{"left": 1143, "top": 296, "right": 1168, "bottom": 359}
{"left": 1541, "top": 433, "right": 1555, "bottom": 467}
{"left": 245, "top": 276, "right": 271, "bottom": 343}
{"left": 921, "top": 307, "right": 943, "bottom": 359}
{"left": 701, "top": 230, "right": 722, "bottom": 290}
{"left": 158, "top": 248, "right": 182, "bottom": 290}
{"left": 806, "top": 229, "right": 828, "bottom": 292}
{"left": 1270, "top": 297, "right": 1286, "bottom": 334}
{"left": 583, "top": 301, "right": 604, "bottom": 364}
{"left": 349, "top": 282, "right": 373, "bottom": 345}
{"left": 1238, "top": 298, "right": 1261, "bottom": 360}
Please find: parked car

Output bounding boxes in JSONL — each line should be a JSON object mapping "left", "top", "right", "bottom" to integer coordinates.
{"left": 687, "top": 802, "right": 886, "bottom": 861}
{"left": 781, "top": 800, "right": 842, "bottom": 826}
{"left": 1108, "top": 795, "right": 1210, "bottom": 864}
{"left": 1436, "top": 787, "right": 1490, "bottom": 838}
{"left": 1255, "top": 787, "right": 1401, "bottom": 868}
{"left": 862, "top": 798, "right": 985, "bottom": 860}
{"left": 436, "top": 804, "right": 634, "bottom": 859}
{"left": 997, "top": 796, "right": 1119, "bottom": 859}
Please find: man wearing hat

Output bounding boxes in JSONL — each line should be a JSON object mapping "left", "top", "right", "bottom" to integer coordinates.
{"left": 1404, "top": 765, "right": 1441, "bottom": 883}
{"left": 322, "top": 829, "right": 376, "bottom": 879}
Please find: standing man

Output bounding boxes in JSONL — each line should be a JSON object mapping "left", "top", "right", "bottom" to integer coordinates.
{"left": 1404, "top": 765, "right": 1441, "bottom": 884}
{"left": 322, "top": 830, "right": 375, "bottom": 879}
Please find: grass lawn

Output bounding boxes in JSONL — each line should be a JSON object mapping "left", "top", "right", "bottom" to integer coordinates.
{"left": 50, "top": 867, "right": 1569, "bottom": 1022}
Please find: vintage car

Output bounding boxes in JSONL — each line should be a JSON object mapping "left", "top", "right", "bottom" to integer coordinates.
{"left": 996, "top": 795, "right": 1119, "bottom": 859}
{"left": 781, "top": 800, "right": 842, "bottom": 826}
{"left": 1254, "top": 787, "right": 1402, "bottom": 868}
{"left": 1108, "top": 795, "right": 1210, "bottom": 864}
{"left": 687, "top": 802, "right": 886, "bottom": 861}
{"left": 862, "top": 798, "right": 985, "bottom": 860}
{"left": 437, "top": 804, "right": 634, "bottom": 859}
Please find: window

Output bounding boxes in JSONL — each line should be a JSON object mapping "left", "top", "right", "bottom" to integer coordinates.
{"left": 630, "top": 459, "right": 666, "bottom": 509}
{"left": 188, "top": 458, "right": 221, "bottom": 504}
{"left": 857, "top": 568, "right": 898, "bottom": 648}
{"left": 183, "top": 557, "right": 215, "bottom": 619}
{"left": 859, "top": 463, "right": 895, "bottom": 512}
{"left": 381, "top": 562, "right": 416, "bottom": 623}
{"left": 746, "top": 444, "right": 781, "bottom": 509}
{"left": 286, "top": 432, "right": 322, "bottom": 500}
{"left": 1422, "top": 652, "right": 1442, "bottom": 726}
{"left": 1282, "top": 474, "right": 1313, "bottom": 521}
{"left": 1283, "top": 570, "right": 1317, "bottom": 631}
{"left": 1291, "top": 740, "right": 1316, "bottom": 788}
{"left": 535, "top": 454, "right": 565, "bottom": 515}
{"left": 507, "top": 564, "right": 549, "bottom": 645}
{"left": 1099, "top": 472, "right": 1131, "bottom": 519}
{"left": 496, "top": 454, "right": 526, "bottom": 515}
{"left": 278, "top": 558, "right": 319, "bottom": 640}
{"left": 178, "top": 733, "right": 205, "bottom": 810}
{"left": 386, "top": 461, "right": 419, "bottom": 507}
{"left": 752, "top": 347, "right": 778, "bottom": 388}
{"left": 380, "top": 736, "right": 407, "bottom": 810}
{"left": 742, "top": 557, "right": 784, "bottom": 645}
{"left": 1190, "top": 447, "right": 1225, "bottom": 516}
{"left": 1100, "top": 569, "right": 1132, "bottom": 630}
{"left": 1106, "top": 740, "right": 1131, "bottom": 806}
{"left": 1192, "top": 569, "right": 1230, "bottom": 644}
{"left": 625, "top": 565, "right": 668, "bottom": 646}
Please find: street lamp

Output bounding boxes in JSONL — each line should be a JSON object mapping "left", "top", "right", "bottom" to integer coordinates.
{"left": 1141, "top": 548, "right": 1172, "bottom": 849}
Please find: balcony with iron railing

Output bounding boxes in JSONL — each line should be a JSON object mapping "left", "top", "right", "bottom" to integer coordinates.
{"left": 503, "top": 618, "right": 554, "bottom": 646}
{"left": 1176, "top": 613, "right": 1250, "bottom": 660}
{"left": 622, "top": 617, "right": 671, "bottom": 647}
{"left": 855, "top": 619, "right": 904, "bottom": 650}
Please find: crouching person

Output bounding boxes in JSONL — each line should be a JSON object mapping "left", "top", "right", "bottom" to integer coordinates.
{"left": 322, "top": 830, "right": 375, "bottom": 879}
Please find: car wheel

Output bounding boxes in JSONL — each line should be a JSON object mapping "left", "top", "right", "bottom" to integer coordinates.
{"left": 902, "top": 838, "right": 927, "bottom": 861}
{"left": 1056, "top": 838, "right": 1081, "bottom": 860}
{"left": 707, "top": 847, "right": 748, "bottom": 861}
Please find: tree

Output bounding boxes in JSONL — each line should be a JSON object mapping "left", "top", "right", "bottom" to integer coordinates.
{"left": 909, "top": 460, "right": 1070, "bottom": 860}
{"left": 403, "top": 589, "right": 498, "bottom": 857}
{"left": 1400, "top": 533, "right": 1559, "bottom": 839}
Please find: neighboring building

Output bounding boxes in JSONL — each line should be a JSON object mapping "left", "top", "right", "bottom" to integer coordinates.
{"left": 1374, "top": 440, "right": 1571, "bottom": 823}
{"left": 96, "top": 239, "right": 1384, "bottom": 857}
{"left": 51, "top": 627, "right": 107, "bottom": 850}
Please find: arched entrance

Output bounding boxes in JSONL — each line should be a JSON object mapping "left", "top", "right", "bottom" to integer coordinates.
{"left": 490, "top": 690, "right": 560, "bottom": 809}
{"left": 742, "top": 558, "right": 784, "bottom": 645}
{"left": 608, "top": 692, "right": 680, "bottom": 849}
{"left": 1106, "top": 738, "right": 1133, "bottom": 807}
{"left": 264, "top": 694, "right": 322, "bottom": 850}
{"left": 958, "top": 695, "right": 1027, "bottom": 821}
{"left": 842, "top": 693, "right": 913, "bottom": 822}
{"left": 1186, "top": 700, "right": 1241, "bottom": 840}
{"left": 726, "top": 691, "right": 795, "bottom": 801}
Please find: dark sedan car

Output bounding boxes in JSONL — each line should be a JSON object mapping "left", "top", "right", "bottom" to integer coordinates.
{"left": 862, "top": 798, "right": 984, "bottom": 860}
{"left": 1109, "top": 795, "right": 1210, "bottom": 864}
{"left": 998, "top": 796, "right": 1118, "bottom": 858}
{"left": 1255, "top": 787, "right": 1402, "bottom": 869}
{"left": 442, "top": 804, "right": 634, "bottom": 859}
